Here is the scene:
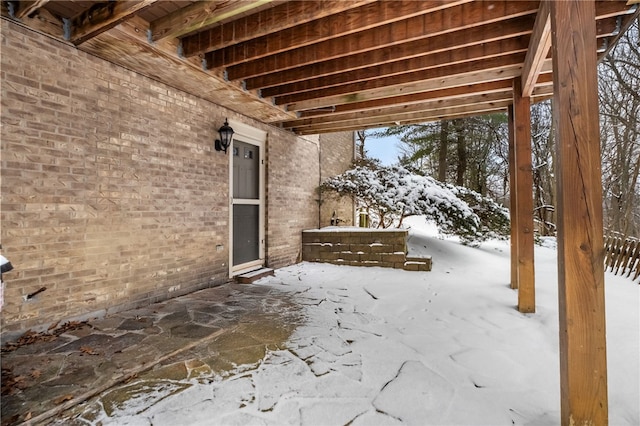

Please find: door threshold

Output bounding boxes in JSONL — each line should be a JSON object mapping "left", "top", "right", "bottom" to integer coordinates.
{"left": 235, "top": 267, "right": 275, "bottom": 284}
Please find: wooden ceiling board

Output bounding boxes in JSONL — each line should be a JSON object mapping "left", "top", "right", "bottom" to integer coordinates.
{"left": 137, "top": 1, "right": 199, "bottom": 23}
{"left": 246, "top": 15, "right": 535, "bottom": 91}
{"left": 203, "top": 0, "right": 473, "bottom": 69}
{"left": 2, "top": 0, "right": 637, "bottom": 134}
{"left": 180, "top": 0, "right": 375, "bottom": 57}
{"left": 41, "top": 0, "right": 91, "bottom": 19}
{"left": 222, "top": 1, "right": 540, "bottom": 81}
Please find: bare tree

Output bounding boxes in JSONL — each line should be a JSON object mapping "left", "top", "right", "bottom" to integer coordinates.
{"left": 389, "top": 114, "right": 509, "bottom": 201}
{"left": 438, "top": 120, "right": 450, "bottom": 182}
{"left": 530, "top": 101, "right": 556, "bottom": 236}
{"left": 599, "top": 21, "right": 640, "bottom": 236}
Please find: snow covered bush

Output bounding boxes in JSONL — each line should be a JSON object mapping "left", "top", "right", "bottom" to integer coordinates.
{"left": 321, "top": 160, "right": 510, "bottom": 244}
{"left": 446, "top": 184, "right": 511, "bottom": 242}
{"left": 321, "top": 161, "right": 478, "bottom": 239}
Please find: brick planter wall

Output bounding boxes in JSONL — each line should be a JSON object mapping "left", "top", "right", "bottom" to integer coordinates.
{"left": 302, "top": 229, "right": 431, "bottom": 271}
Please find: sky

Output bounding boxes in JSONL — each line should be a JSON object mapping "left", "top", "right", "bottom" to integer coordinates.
{"left": 365, "top": 130, "right": 401, "bottom": 166}
{"left": 71, "top": 217, "right": 639, "bottom": 425}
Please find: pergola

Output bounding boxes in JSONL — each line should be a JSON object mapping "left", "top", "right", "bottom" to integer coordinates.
{"left": 3, "top": 1, "right": 638, "bottom": 424}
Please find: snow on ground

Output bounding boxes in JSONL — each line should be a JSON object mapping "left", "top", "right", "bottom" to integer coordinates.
{"left": 110, "top": 217, "right": 639, "bottom": 425}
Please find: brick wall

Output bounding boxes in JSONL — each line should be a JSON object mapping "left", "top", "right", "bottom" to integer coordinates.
{"left": 0, "top": 20, "right": 329, "bottom": 337}
{"left": 265, "top": 133, "right": 320, "bottom": 268}
{"left": 319, "top": 132, "right": 355, "bottom": 227}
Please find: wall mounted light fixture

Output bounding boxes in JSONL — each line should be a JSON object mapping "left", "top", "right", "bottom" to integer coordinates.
{"left": 214, "top": 119, "right": 234, "bottom": 154}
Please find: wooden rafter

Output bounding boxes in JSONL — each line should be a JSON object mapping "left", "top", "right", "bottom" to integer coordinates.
{"left": 285, "top": 91, "right": 515, "bottom": 130}
{"left": 9, "top": 0, "right": 49, "bottom": 19}
{"left": 262, "top": 13, "right": 616, "bottom": 108}
{"left": 521, "top": 1, "right": 551, "bottom": 97}
{"left": 287, "top": 84, "right": 554, "bottom": 132}
{"left": 68, "top": 0, "right": 159, "bottom": 45}
{"left": 290, "top": 82, "right": 554, "bottom": 125}
{"left": 1, "top": 0, "right": 636, "bottom": 132}
{"left": 149, "top": 0, "right": 275, "bottom": 42}
{"left": 261, "top": 36, "right": 530, "bottom": 99}
{"left": 247, "top": 14, "right": 535, "bottom": 92}
{"left": 247, "top": 2, "right": 635, "bottom": 93}
{"left": 222, "top": 1, "right": 540, "bottom": 79}
{"left": 294, "top": 102, "right": 513, "bottom": 135}
{"left": 279, "top": 53, "right": 532, "bottom": 111}
{"left": 205, "top": 0, "right": 471, "bottom": 69}
{"left": 295, "top": 79, "right": 529, "bottom": 118}
{"left": 180, "top": 0, "right": 376, "bottom": 57}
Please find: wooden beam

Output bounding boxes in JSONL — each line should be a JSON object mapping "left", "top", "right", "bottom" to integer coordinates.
{"left": 268, "top": 18, "right": 615, "bottom": 99}
{"left": 149, "top": 0, "right": 274, "bottom": 42}
{"left": 206, "top": 0, "right": 471, "bottom": 68}
{"left": 246, "top": 10, "right": 624, "bottom": 92}
{"left": 11, "top": 0, "right": 49, "bottom": 20}
{"left": 260, "top": 36, "right": 530, "bottom": 98}
{"left": 521, "top": 1, "right": 551, "bottom": 97}
{"left": 296, "top": 80, "right": 513, "bottom": 118}
{"left": 181, "top": 0, "right": 376, "bottom": 57}
{"left": 550, "top": 1, "right": 608, "bottom": 424}
{"left": 280, "top": 53, "right": 526, "bottom": 112}
{"left": 512, "top": 77, "right": 535, "bottom": 313}
{"left": 68, "top": 0, "right": 159, "bottom": 45}
{"left": 222, "top": 1, "right": 539, "bottom": 79}
{"left": 291, "top": 101, "right": 512, "bottom": 134}
{"left": 248, "top": 15, "right": 535, "bottom": 91}
{"left": 283, "top": 91, "right": 514, "bottom": 130}
{"left": 294, "top": 106, "right": 511, "bottom": 135}
{"left": 507, "top": 104, "right": 519, "bottom": 290}
{"left": 291, "top": 76, "right": 553, "bottom": 120}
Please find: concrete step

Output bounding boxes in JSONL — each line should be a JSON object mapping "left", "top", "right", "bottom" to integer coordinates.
{"left": 235, "top": 267, "right": 275, "bottom": 284}
{"left": 404, "top": 255, "right": 432, "bottom": 272}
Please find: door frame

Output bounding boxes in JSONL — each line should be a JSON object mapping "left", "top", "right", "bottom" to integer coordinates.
{"left": 228, "top": 119, "right": 266, "bottom": 277}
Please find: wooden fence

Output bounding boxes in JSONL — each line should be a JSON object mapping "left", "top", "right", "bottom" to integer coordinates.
{"left": 604, "top": 234, "right": 640, "bottom": 283}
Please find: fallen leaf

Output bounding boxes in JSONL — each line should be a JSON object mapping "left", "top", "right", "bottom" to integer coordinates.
{"left": 24, "top": 412, "right": 32, "bottom": 421}
{"left": 79, "top": 346, "right": 99, "bottom": 355}
{"left": 12, "top": 376, "right": 28, "bottom": 390}
{"left": 53, "top": 394, "right": 74, "bottom": 405}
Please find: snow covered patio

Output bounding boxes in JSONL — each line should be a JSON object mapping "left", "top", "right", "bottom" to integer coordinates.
{"left": 68, "top": 219, "right": 639, "bottom": 425}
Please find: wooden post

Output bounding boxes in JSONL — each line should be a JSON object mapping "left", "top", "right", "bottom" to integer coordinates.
{"left": 507, "top": 104, "right": 519, "bottom": 290}
{"left": 512, "top": 78, "right": 535, "bottom": 313}
{"left": 550, "top": 1, "right": 608, "bottom": 424}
